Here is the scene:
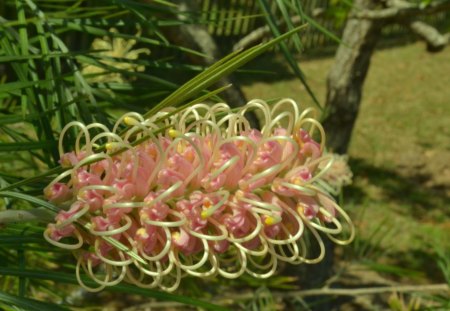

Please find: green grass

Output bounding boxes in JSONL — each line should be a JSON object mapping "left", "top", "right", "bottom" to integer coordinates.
{"left": 241, "top": 42, "right": 450, "bottom": 284}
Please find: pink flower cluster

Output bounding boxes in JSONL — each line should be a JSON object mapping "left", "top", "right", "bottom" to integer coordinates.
{"left": 44, "top": 99, "right": 354, "bottom": 292}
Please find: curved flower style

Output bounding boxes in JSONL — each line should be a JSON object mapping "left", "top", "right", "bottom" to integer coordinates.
{"left": 44, "top": 99, "right": 355, "bottom": 292}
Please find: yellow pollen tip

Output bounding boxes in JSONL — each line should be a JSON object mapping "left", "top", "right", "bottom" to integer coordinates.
{"left": 293, "top": 177, "right": 302, "bottom": 185}
{"left": 201, "top": 210, "right": 209, "bottom": 219}
{"left": 105, "top": 142, "right": 116, "bottom": 151}
{"left": 172, "top": 231, "right": 180, "bottom": 240}
{"left": 124, "top": 116, "right": 138, "bottom": 126}
{"left": 297, "top": 204, "right": 305, "bottom": 215}
{"left": 235, "top": 190, "right": 245, "bottom": 200}
{"left": 136, "top": 228, "right": 147, "bottom": 237}
{"left": 265, "top": 216, "right": 275, "bottom": 226}
{"left": 169, "top": 128, "right": 181, "bottom": 138}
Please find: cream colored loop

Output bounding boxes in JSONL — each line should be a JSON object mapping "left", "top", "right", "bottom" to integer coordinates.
{"left": 139, "top": 226, "right": 172, "bottom": 262}
{"left": 89, "top": 214, "right": 133, "bottom": 237}
{"left": 75, "top": 255, "right": 107, "bottom": 292}
{"left": 55, "top": 204, "right": 90, "bottom": 228}
{"left": 158, "top": 265, "right": 181, "bottom": 292}
{"left": 245, "top": 251, "right": 277, "bottom": 279}
{"left": 228, "top": 211, "right": 262, "bottom": 243}
{"left": 125, "top": 265, "right": 160, "bottom": 289}
{"left": 172, "top": 237, "right": 210, "bottom": 272}
{"left": 87, "top": 258, "right": 126, "bottom": 287}
{"left": 187, "top": 218, "right": 228, "bottom": 241}
{"left": 233, "top": 235, "right": 269, "bottom": 257}
{"left": 43, "top": 227, "right": 84, "bottom": 250}
{"left": 132, "top": 258, "right": 163, "bottom": 278}
{"left": 325, "top": 200, "right": 356, "bottom": 245}
{"left": 142, "top": 209, "right": 186, "bottom": 228}
{"left": 269, "top": 240, "right": 301, "bottom": 263}
{"left": 263, "top": 201, "right": 305, "bottom": 245}
{"left": 216, "top": 246, "right": 247, "bottom": 279}
{"left": 308, "top": 207, "right": 343, "bottom": 235}
{"left": 94, "top": 237, "right": 133, "bottom": 266}
{"left": 296, "top": 218, "right": 326, "bottom": 264}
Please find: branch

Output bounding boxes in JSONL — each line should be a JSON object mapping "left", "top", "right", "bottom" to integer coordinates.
{"left": 350, "top": 0, "right": 450, "bottom": 20}
{"left": 408, "top": 20, "right": 449, "bottom": 52}
{"left": 233, "top": 15, "right": 302, "bottom": 51}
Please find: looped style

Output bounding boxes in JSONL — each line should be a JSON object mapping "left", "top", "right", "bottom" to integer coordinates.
{"left": 43, "top": 98, "right": 355, "bottom": 292}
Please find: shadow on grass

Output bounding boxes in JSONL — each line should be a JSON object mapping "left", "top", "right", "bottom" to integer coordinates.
{"left": 346, "top": 158, "right": 450, "bottom": 220}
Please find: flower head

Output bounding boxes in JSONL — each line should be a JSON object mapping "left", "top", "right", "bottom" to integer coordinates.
{"left": 44, "top": 99, "right": 354, "bottom": 292}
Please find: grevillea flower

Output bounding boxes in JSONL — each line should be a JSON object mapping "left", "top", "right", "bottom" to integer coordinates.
{"left": 43, "top": 99, "right": 355, "bottom": 292}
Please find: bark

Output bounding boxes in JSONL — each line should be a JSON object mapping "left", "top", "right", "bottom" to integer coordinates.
{"left": 408, "top": 20, "right": 449, "bottom": 52}
{"left": 323, "top": 0, "right": 383, "bottom": 154}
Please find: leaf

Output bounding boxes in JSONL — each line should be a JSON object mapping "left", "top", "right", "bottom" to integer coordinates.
{"left": 0, "top": 191, "right": 58, "bottom": 213}
{"left": 257, "top": 0, "right": 322, "bottom": 110}
{"left": 0, "top": 141, "right": 57, "bottom": 152}
{"left": 144, "top": 24, "right": 309, "bottom": 117}
{"left": 0, "top": 290, "right": 70, "bottom": 311}
{"left": 0, "top": 268, "right": 230, "bottom": 311}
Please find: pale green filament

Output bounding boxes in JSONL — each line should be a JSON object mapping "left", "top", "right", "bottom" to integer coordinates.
{"left": 76, "top": 255, "right": 107, "bottom": 292}
{"left": 93, "top": 238, "right": 133, "bottom": 267}
{"left": 138, "top": 226, "right": 172, "bottom": 261}
{"left": 142, "top": 208, "right": 186, "bottom": 228}
{"left": 245, "top": 251, "right": 277, "bottom": 279}
{"left": 173, "top": 238, "right": 210, "bottom": 273}
{"left": 43, "top": 227, "right": 83, "bottom": 250}
{"left": 88, "top": 215, "right": 132, "bottom": 236}
{"left": 59, "top": 121, "right": 92, "bottom": 156}
{"left": 55, "top": 204, "right": 90, "bottom": 228}
{"left": 144, "top": 181, "right": 183, "bottom": 211}
{"left": 86, "top": 257, "right": 126, "bottom": 287}
{"left": 188, "top": 217, "right": 228, "bottom": 241}
{"left": 322, "top": 198, "right": 355, "bottom": 245}
{"left": 271, "top": 98, "right": 299, "bottom": 130}
{"left": 216, "top": 246, "right": 247, "bottom": 279}
{"left": 125, "top": 266, "right": 160, "bottom": 289}
{"left": 240, "top": 99, "right": 272, "bottom": 136}
{"left": 266, "top": 111, "right": 294, "bottom": 135}
{"left": 297, "top": 117, "right": 326, "bottom": 151}
{"left": 308, "top": 207, "right": 343, "bottom": 235}
{"left": 269, "top": 240, "right": 301, "bottom": 263}
{"left": 228, "top": 210, "right": 263, "bottom": 243}
{"left": 278, "top": 181, "right": 317, "bottom": 196}
{"left": 306, "top": 154, "right": 335, "bottom": 185}
{"left": 200, "top": 190, "right": 229, "bottom": 219}
{"left": 296, "top": 219, "right": 325, "bottom": 264}
{"left": 103, "top": 201, "right": 146, "bottom": 210}
{"left": 235, "top": 235, "right": 269, "bottom": 257}
{"left": 112, "top": 112, "right": 145, "bottom": 134}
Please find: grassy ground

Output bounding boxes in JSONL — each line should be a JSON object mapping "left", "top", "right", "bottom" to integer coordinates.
{"left": 240, "top": 42, "right": 450, "bottom": 303}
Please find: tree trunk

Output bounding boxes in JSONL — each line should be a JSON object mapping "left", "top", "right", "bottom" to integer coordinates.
{"left": 323, "top": 0, "right": 383, "bottom": 154}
